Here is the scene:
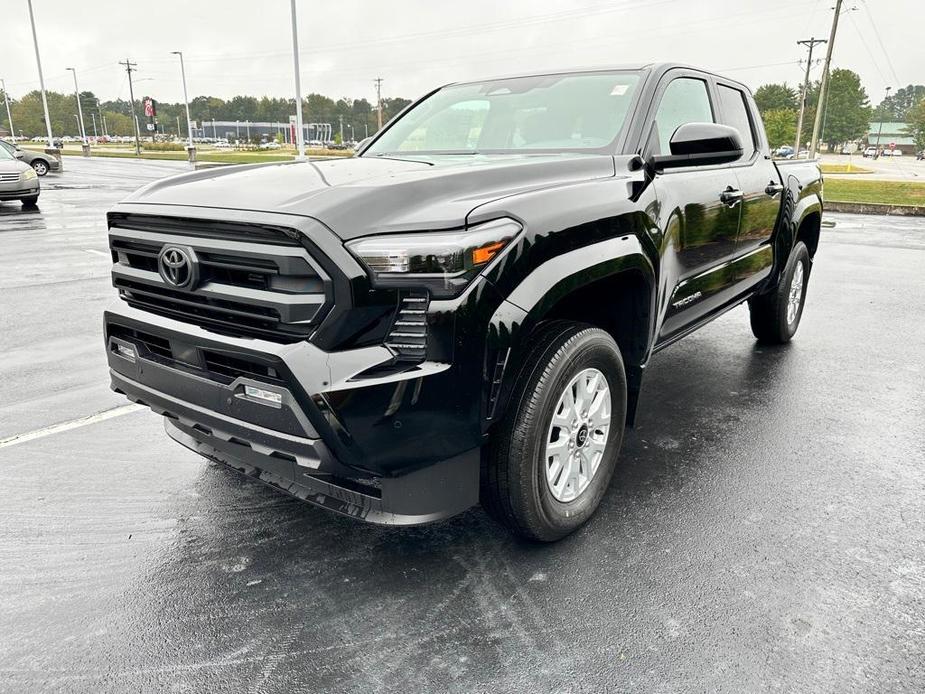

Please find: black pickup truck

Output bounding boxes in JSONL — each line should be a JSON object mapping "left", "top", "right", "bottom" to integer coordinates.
{"left": 104, "top": 63, "right": 822, "bottom": 541}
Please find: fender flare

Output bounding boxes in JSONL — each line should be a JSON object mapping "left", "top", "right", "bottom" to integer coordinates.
{"left": 483, "top": 235, "right": 656, "bottom": 425}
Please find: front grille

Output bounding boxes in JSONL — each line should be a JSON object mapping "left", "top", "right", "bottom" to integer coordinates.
{"left": 108, "top": 215, "right": 331, "bottom": 343}
{"left": 385, "top": 292, "right": 429, "bottom": 361}
{"left": 0, "top": 173, "right": 19, "bottom": 183}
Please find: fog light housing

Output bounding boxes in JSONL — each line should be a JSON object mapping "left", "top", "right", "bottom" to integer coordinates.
{"left": 114, "top": 343, "right": 136, "bottom": 363}
{"left": 242, "top": 384, "right": 283, "bottom": 407}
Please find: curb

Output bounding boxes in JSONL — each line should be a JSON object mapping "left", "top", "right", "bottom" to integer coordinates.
{"left": 826, "top": 201, "right": 925, "bottom": 217}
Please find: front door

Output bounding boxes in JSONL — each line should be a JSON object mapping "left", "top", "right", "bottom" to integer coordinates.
{"left": 645, "top": 74, "right": 743, "bottom": 342}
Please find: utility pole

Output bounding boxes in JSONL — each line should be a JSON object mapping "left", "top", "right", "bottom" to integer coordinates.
{"left": 171, "top": 51, "right": 195, "bottom": 162}
{"left": 27, "top": 0, "right": 55, "bottom": 153}
{"left": 91, "top": 112, "right": 98, "bottom": 138}
{"left": 338, "top": 114, "right": 343, "bottom": 143}
{"left": 874, "top": 86, "right": 891, "bottom": 156}
{"left": 374, "top": 77, "right": 384, "bottom": 130}
{"left": 809, "top": 0, "right": 843, "bottom": 157}
{"left": 289, "top": 0, "right": 306, "bottom": 160}
{"left": 794, "top": 37, "right": 826, "bottom": 154}
{"left": 0, "top": 78, "right": 13, "bottom": 141}
{"left": 66, "top": 67, "right": 89, "bottom": 155}
{"left": 119, "top": 59, "right": 141, "bottom": 156}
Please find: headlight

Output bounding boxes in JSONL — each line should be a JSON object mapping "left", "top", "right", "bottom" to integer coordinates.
{"left": 346, "top": 218, "right": 522, "bottom": 297}
{"left": 21, "top": 168, "right": 38, "bottom": 181}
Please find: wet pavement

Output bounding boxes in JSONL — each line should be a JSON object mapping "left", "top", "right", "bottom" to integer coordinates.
{"left": 1, "top": 158, "right": 924, "bottom": 693}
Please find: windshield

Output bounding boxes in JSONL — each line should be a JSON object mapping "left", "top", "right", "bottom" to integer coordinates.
{"left": 0, "top": 144, "right": 14, "bottom": 161}
{"left": 364, "top": 71, "right": 642, "bottom": 156}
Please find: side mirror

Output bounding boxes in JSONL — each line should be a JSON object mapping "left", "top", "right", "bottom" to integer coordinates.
{"left": 650, "top": 122, "right": 743, "bottom": 170}
{"left": 13, "top": 150, "right": 24, "bottom": 159}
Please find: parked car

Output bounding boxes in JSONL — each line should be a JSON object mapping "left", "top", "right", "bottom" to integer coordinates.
{"left": 0, "top": 139, "right": 60, "bottom": 176}
{"left": 0, "top": 141, "right": 40, "bottom": 206}
{"left": 863, "top": 147, "right": 878, "bottom": 157}
{"left": 774, "top": 145, "right": 794, "bottom": 158}
{"left": 213, "top": 141, "right": 232, "bottom": 149}
{"left": 103, "top": 63, "right": 823, "bottom": 541}
{"left": 884, "top": 149, "right": 903, "bottom": 156}
{"left": 259, "top": 141, "right": 281, "bottom": 150}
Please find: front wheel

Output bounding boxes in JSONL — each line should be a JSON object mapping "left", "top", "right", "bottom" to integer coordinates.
{"left": 748, "top": 241, "right": 810, "bottom": 344}
{"left": 482, "top": 322, "right": 627, "bottom": 542}
{"left": 21, "top": 195, "right": 39, "bottom": 207}
{"left": 31, "top": 160, "right": 49, "bottom": 176}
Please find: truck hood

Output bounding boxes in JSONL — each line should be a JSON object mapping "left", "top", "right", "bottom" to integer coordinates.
{"left": 122, "top": 153, "right": 616, "bottom": 239}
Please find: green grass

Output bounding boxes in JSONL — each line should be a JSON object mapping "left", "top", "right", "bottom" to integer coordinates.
{"left": 825, "top": 179, "right": 925, "bottom": 206}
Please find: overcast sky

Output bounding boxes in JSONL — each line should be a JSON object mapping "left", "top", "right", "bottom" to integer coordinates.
{"left": 2, "top": 0, "right": 919, "bottom": 106}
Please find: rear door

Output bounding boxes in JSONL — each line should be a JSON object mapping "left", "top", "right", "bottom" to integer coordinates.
{"left": 715, "top": 81, "right": 781, "bottom": 285}
{"left": 644, "top": 71, "right": 743, "bottom": 342}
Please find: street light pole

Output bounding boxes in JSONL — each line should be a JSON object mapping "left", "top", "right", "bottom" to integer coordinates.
{"left": 171, "top": 51, "right": 195, "bottom": 162}
{"left": 26, "top": 0, "right": 55, "bottom": 152}
{"left": 289, "top": 0, "right": 306, "bottom": 160}
{"left": 0, "top": 78, "right": 13, "bottom": 141}
{"left": 66, "top": 67, "right": 89, "bottom": 155}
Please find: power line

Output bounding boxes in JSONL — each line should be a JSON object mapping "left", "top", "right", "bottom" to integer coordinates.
{"left": 860, "top": 0, "right": 900, "bottom": 85}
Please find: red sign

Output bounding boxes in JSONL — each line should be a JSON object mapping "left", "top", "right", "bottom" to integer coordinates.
{"left": 143, "top": 97, "right": 156, "bottom": 118}
{"left": 889, "top": 142, "right": 896, "bottom": 150}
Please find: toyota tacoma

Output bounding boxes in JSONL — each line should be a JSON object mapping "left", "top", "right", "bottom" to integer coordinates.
{"left": 104, "top": 64, "right": 822, "bottom": 540}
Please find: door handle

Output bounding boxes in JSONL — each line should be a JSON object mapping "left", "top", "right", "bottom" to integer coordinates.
{"left": 719, "top": 187, "right": 743, "bottom": 206}
{"left": 765, "top": 182, "right": 784, "bottom": 197}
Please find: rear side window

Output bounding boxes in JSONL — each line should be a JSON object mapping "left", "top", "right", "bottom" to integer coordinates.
{"left": 717, "top": 85, "right": 756, "bottom": 158}
{"left": 652, "top": 77, "right": 713, "bottom": 155}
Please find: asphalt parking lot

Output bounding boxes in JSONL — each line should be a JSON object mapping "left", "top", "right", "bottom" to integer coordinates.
{"left": 1, "top": 158, "right": 924, "bottom": 693}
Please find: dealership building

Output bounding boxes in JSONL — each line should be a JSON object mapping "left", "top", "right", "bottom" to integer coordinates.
{"left": 864, "top": 122, "right": 917, "bottom": 155}
{"left": 191, "top": 120, "right": 336, "bottom": 143}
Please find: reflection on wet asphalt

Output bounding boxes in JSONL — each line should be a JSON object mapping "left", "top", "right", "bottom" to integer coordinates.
{"left": 1, "top": 158, "right": 924, "bottom": 693}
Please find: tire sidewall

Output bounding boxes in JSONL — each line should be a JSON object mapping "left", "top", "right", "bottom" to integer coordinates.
{"left": 32, "top": 160, "right": 48, "bottom": 176}
{"left": 518, "top": 331, "right": 627, "bottom": 538}
{"left": 779, "top": 242, "right": 810, "bottom": 339}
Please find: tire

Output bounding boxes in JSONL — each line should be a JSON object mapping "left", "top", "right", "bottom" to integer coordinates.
{"left": 482, "top": 321, "right": 627, "bottom": 542}
{"left": 31, "top": 160, "right": 49, "bottom": 176}
{"left": 21, "top": 195, "right": 39, "bottom": 207}
{"left": 748, "top": 241, "right": 810, "bottom": 344}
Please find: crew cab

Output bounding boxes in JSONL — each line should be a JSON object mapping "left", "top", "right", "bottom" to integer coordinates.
{"left": 103, "top": 63, "right": 822, "bottom": 541}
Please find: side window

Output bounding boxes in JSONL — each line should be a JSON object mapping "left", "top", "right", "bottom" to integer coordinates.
{"left": 717, "top": 85, "right": 756, "bottom": 158}
{"left": 652, "top": 77, "right": 713, "bottom": 155}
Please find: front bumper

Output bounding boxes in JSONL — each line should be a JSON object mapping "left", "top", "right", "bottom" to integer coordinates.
{"left": 0, "top": 178, "right": 39, "bottom": 199}
{"left": 105, "top": 303, "right": 481, "bottom": 525}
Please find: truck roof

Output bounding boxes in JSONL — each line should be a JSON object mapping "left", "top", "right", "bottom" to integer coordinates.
{"left": 446, "top": 63, "right": 753, "bottom": 95}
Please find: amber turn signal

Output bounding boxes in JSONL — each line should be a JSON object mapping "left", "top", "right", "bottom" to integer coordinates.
{"left": 472, "top": 241, "right": 506, "bottom": 265}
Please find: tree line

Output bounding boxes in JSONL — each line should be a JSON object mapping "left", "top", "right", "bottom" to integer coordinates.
{"left": 0, "top": 89, "right": 413, "bottom": 142}
{"left": 754, "top": 68, "right": 925, "bottom": 150}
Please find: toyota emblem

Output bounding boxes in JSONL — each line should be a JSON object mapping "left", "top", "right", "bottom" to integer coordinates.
{"left": 157, "top": 245, "right": 198, "bottom": 289}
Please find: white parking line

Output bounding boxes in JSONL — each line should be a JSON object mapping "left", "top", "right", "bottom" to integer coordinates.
{"left": 84, "top": 248, "right": 110, "bottom": 257}
{"left": 0, "top": 404, "right": 145, "bottom": 449}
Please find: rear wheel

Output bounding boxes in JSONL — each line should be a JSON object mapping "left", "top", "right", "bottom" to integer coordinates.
{"left": 748, "top": 241, "right": 810, "bottom": 344}
{"left": 31, "top": 160, "right": 49, "bottom": 176}
{"left": 482, "top": 321, "right": 627, "bottom": 541}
